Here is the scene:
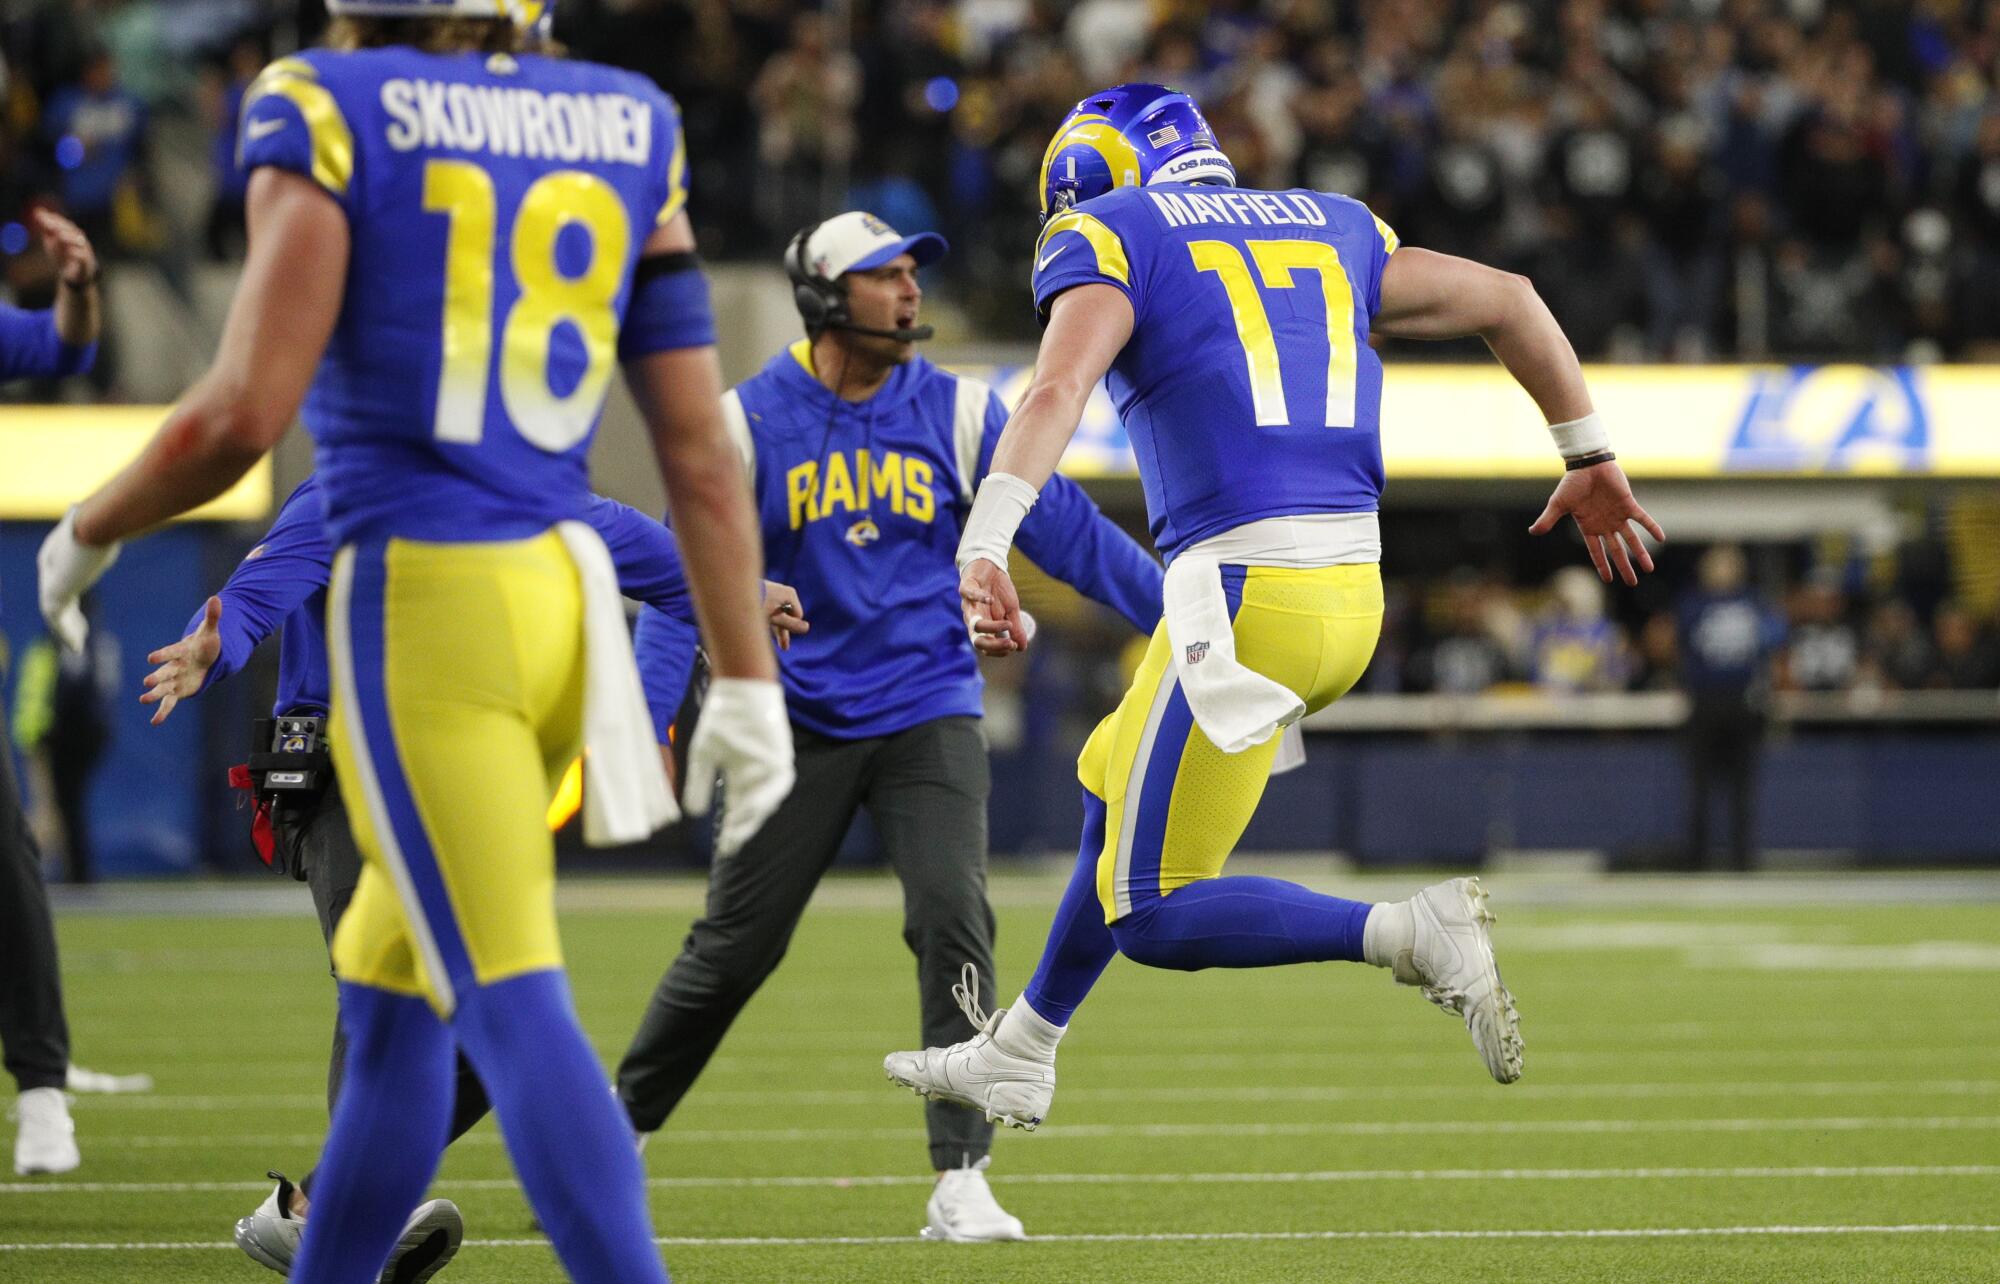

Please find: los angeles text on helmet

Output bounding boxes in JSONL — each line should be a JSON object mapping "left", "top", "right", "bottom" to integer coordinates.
{"left": 380, "top": 79, "right": 654, "bottom": 165}
{"left": 1147, "top": 189, "right": 1328, "bottom": 230}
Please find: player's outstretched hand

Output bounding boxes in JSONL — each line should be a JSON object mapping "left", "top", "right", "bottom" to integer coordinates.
{"left": 32, "top": 208, "right": 97, "bottom": 288}
{"left": 762, "top": 580, "right": 809, "bottom": 651}
{"left": 1529, "top": 461, "right": 1665, "bottom": 587}
{"left": 961, "top": 557, "right": 1030, "bottom": 656}
{"left": 683, "top": 677, "right": 795, "bottom": 858}
{"left": 142, "top": 596, "right": 223, "bottom": 725}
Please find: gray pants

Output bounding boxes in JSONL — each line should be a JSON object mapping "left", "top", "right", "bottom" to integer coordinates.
{"left": 618, "top": 716, "right": 997, "bottom": 1170}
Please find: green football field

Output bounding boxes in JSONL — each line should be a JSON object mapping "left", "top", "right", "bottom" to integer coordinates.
{"left": 6, "top": 867, "right": 1999, "bottom": 1283}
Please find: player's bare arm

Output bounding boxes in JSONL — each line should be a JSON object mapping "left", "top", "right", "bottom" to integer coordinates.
{"left": 73, "top": 171, "right": 346, "bottom": 548}
{"left": 626, "top": 210, "right": 793, "bottom": 855}
{"left": 627, "top": 213, "right": 776, "bottom": 684}
{"left": 1375, "top": 246, "right": 1665, "bottom": 587}
{"left": 960, "top": 282, "right": 1134, "bottom": 656}
{"left": 40, "top": 169, "right": 345, "bottom": 649}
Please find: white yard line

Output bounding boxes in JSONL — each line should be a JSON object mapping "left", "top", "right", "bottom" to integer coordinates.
{"left": 6, "top": 1164, "right": 1998, "bottom": 1197}
{"left": 686, "top": 1077, "right": 2000, "bottom": 1106}
{"left": 4, "top": 1224, "right": 1998, "bottom": 1252}
{"left": 58, "top": 1056, "right": 2000, "bottom": 1104}
{"left": 60, "top": 1113, "right": 2000, "bottom": 1147}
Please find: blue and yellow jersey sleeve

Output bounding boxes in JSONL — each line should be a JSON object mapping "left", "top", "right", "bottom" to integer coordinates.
{"left": 652, "top": 92, "right": 689, "bottom": 229}
{"left": 1031, "top": 199, "right": 1139, "bottom": 322}
{"left": 238, "top": 54, "right": 357, "bottom": 210}
{"left": 1361, "top": 206, "right": 1399, "bottom": 317}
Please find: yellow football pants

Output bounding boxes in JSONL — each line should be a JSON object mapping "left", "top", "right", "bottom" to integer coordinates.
{"left": 325, "top": 531, "right": 585, "bottom": 1016}
{"left": 1081, "top": 563, "right": 1383, "bottom": 922}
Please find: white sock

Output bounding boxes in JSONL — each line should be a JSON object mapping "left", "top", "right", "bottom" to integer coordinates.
{"left": 1361, "top": 900, "right": 1415, "bottom": 969}
{"left": 993, "top": 995, "right": 1065, "bottom": 1060}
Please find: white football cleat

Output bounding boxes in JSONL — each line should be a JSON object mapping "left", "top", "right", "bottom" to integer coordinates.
{"left": 66, "top": 1064, "right": 154, "bottom": 1094}
{"left": 1397, "top": 877, "right": 1523, "bottom": 1084}
{"left": 922, "top": 1155, "right": 1026, "bottom": 1242}
{"left": 884, "top": 966, "right": 1055, "bottom": 1131}
{"left": 384, "top": 1199, "right": 464, "bottom": 1284}
{"left": 11, "top": 1086, "right": 80, "bottom": 1175}
{"left": 236, "top": 1171, "right": 464, "bottom": 1283}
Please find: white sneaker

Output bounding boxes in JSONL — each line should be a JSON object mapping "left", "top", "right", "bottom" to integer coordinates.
{"left": 236, "top": 1172, "right": 306, "bottom": 1274}
{"left": 1397, "top": 878, "right": 1523, "bottom": 1084}
{"left": 235, "top": 1171, "right": 464, "bottom": 1283}
{"left": 922, "top": 1156, "right": 1026, "bottom": 1242}
{"left": 11, "top": 1087, "right": 80, "bottom": 1175}
{"left": 67, "top": 1064, "right": 154, "bottom": 1094}
{"left": 884, "top": 969, "right": 1055, "bottom": 1131}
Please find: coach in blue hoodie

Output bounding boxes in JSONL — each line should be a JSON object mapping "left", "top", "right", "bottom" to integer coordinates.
{"left": 617, "top": 212, "right": 1162, "bottom": 1241}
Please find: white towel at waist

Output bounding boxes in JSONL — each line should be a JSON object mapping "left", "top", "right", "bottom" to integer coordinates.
{"left": 1161, "top": 552, "right": 1303, "bottom": 754}
{"left": 1162, "top": 512, "right": 1380, "bottom": 755}
{"left": 555, "top": 521, "right": 678, "bottom": 846}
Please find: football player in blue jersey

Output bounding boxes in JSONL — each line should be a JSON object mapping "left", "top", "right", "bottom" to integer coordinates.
{"left": 36, "top": 4, "right": 791, "bottom": 1280}
{"left": 137, "top": 473, "right": 804, "bottom": 1278}
{"left": 614, "top": 211, "right": 1164, "bottom": 1241}
{"left": 886, "top": 85, "right": 1665, "bottom": 1128}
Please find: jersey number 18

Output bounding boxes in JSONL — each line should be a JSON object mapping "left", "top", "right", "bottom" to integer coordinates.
{"left": 423, "top": 159, "right": 631, "bottom": 453}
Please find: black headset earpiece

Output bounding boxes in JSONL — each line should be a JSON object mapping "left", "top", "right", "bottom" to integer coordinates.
{"left": 786, "top": 220, "right": 847, "bottom": 337}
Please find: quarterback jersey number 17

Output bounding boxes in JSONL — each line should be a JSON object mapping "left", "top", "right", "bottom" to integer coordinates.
{"left": 238, "top": 47, "right": 686, "bottom": 544}
{"left": 1031, "top": 184, "right": 1400, "bottom": 558}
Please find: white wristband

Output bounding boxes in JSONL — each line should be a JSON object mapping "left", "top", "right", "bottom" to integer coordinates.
{"left": 1547, "top": 411, "right": 1611, "bottom": 460}
{"left": 957, "top": 472, "right": 1040, "bottom": 573}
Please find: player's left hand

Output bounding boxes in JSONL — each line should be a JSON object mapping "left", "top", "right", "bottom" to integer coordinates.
{"left": 141, "top": 596, "right": 223, "bottom": 725}
{"left": 762, "top": 580, "right": 809, "bottom": 651}
{"left": 1529, "top": 461, "right": 1665, "bottom": 587}
{"left": 32, "top": 208, "right": 97, "bottom": 288}
{"left": 37, "top": 507, "right": 120, "bottom": 652}
{"left": 683, "top": 677, "right": 795, "bottom": 859}
{"left": 961, "top": 557, "right": 1031, "bottom": 656}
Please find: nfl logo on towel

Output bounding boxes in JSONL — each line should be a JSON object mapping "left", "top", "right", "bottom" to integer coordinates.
{"left": 1185, "top": 640, "right": 1209, "bottom": 664}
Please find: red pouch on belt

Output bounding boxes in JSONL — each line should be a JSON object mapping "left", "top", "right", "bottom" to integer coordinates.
{"left": 228, "top": 764, "right": 276, "bottom": 868}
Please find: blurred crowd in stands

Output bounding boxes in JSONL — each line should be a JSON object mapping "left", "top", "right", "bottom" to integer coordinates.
{"left": 1371, "top": 539, "right": 2000, "bottom": 697}
{"left": 7, "top": 0, "right": 2000, "bottom": 354}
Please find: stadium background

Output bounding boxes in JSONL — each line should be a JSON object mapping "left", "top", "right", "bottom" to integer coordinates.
{"left": 3, "top": 4, "right": 1999, "bottom": 1282}
{"left": 4, "top": 0, "right": 1997, "bottom": 877}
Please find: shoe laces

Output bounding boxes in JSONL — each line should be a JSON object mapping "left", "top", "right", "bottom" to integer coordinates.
{"left": 951, "top": 962, "right": 997, "bottom": 1034}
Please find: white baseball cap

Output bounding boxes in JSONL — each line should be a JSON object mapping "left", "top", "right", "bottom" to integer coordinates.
{"left": 799, "top": 211, "right": 948, "bottom": 280}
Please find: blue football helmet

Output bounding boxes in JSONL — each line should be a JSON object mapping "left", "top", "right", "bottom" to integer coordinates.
{"left": 1038, "top": 83, "right": 1236, "bottom": 223}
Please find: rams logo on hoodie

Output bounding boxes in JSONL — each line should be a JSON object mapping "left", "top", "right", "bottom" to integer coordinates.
{"left": 784, "top": 450, "right": 936, "bottom": 531}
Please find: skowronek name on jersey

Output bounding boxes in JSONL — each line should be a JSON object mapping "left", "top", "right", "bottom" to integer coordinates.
{"left": 380, "top": 78, "right": 654, "bottom": 167}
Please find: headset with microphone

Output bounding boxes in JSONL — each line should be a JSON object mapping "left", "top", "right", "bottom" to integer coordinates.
{"left": 785, "top": 220, "right": 936, "bottom": 343}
